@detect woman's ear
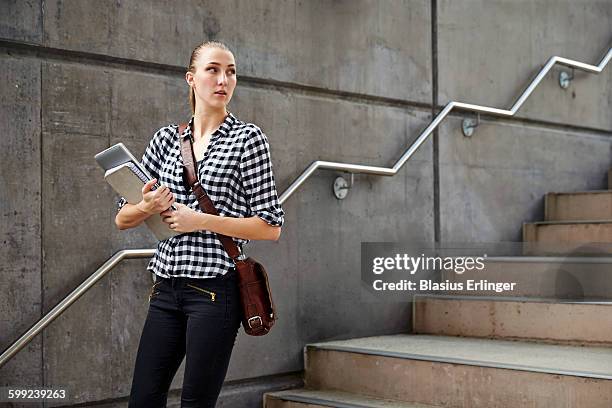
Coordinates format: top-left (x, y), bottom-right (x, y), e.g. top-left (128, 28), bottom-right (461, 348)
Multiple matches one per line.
top-left (185, 71), bottom-right (193, 87)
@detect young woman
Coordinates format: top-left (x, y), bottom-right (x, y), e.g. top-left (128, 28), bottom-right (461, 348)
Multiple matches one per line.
top-left (115, 41), bottom-right (284, 407)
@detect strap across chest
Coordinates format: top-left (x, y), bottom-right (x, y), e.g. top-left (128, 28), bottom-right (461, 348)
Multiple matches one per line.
top-left (178, 123), bottom-right (242, 261)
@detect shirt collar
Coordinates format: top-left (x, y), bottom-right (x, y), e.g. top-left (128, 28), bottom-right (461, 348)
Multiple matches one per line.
top-left (181, 112), bottom-right (236, 139)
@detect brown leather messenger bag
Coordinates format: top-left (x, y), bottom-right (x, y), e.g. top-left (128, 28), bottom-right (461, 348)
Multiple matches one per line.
top-left (179, 123), bottom-right (277, 336)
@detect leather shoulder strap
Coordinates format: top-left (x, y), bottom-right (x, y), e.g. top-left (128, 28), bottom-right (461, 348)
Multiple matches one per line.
top-left (178, 123), bottom-right (198, 188)
top-left (178, 122), bottom-right (242, 261)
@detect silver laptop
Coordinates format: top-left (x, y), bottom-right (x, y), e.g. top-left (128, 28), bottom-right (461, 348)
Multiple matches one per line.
top-left (95, 143), bottom-right (149, 174)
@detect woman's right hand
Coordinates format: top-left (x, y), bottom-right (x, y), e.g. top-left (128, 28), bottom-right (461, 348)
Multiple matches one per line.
top-left (138, 178), bottom-right (175, 215)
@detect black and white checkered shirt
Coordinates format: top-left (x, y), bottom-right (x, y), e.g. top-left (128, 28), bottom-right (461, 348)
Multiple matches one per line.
top-left (117, 112), bottom-right (284, 279)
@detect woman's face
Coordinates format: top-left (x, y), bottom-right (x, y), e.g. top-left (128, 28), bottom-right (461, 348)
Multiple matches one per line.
top-left (187, 47), bottom-right (237, 111)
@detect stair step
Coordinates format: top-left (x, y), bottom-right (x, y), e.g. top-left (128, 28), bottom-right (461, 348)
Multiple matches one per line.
top-left (413, 295), bottom-right (612, 345)
top-left (441, 256), bottom-right (612, 298)
top-left (265, 389), bottom-right (436, 408)
top-left (305, 334), bottom-right (612, 407)
top-left (523, 220), bottom-right (612, 255)
top-left (307, 334), bottom-right (612, 379)
top-left (545, 191), bottom-right (612, 221)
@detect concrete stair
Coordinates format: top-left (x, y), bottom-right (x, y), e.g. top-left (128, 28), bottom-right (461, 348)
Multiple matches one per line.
top-left (413, 295), bottom-right (612, 346)
top-left (266, 171), bottom-right (612, 407)
top-left (441, 256), bottom-right (612, 298)
top-left (298, 335), bottom-right (612, 408)
top-left (265, 301), bottom-right (612, 407)
top-left (545, 191), bottom-right (612, 222)
top-left (522, 220), bottom-right (612, 255)
top-left (523, 170), bottom-right (612, 255)
top-left (265, 389), bottom-right (436, 407)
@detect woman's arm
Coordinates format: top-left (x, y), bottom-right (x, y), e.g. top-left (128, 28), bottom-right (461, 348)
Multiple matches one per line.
top-left (115, 202), bottom-right (153, 230)
top-left (115, 178), bottom-right (175, 230)
top-left (160, 203), bottom-right (281, 241)
top-left (199, 213), bottom-right (281, 241)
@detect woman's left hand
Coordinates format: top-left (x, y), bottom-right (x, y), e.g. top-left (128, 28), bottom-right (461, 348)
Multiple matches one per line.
top-left (160, 203), bottom-right (201, 233)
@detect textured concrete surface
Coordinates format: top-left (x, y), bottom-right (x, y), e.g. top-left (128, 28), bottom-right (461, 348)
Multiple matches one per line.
top-left (439, 117), bottom-right (611, 243)
top-left (523, 221), bottom-right (612, 255)
top-left (41, 130), bottom-right (115, 402)
top-left (41, 62), bottom-right (112, 136)
top-left (0, 55), bottom-right (43, 388)
top-left (308, 334), bottom-right (612, 377)
top-left (414, 296), bottom-right (612, 345)
top-left (41, 0), bottom-right (432, 103)
top-left (87, 372), bottom-right (302, 408)
top-left (266, 400), bottom-right (322, 408)
top-left (265, 389), bottom-right (436, 408)
top-left (0, 0), bottom-right (42, 42)
top-left (211, 373), bottom-right (303, 408)
top-left (306, 343), bottom-right (612, 408)
top-left (291, 102), bottom-right (433, 346)
top-left (438, 0), bottom-right (612, 131)
top-left (442, 258), bottom-right (612, 298)
top-left (545, 191), bottom-right (612, 221)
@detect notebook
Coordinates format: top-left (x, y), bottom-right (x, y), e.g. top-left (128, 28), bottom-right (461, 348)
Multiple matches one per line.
top-left (95, 143), bottom-right (179, 240)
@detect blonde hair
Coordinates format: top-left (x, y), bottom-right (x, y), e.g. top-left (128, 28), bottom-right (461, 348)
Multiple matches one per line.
top-left (187, 41), bottom-right (233, 114)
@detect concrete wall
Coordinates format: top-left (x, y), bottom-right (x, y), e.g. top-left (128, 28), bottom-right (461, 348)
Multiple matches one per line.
top-left (437, 0), bottom-right (612, 244)
top-left (0, 0), bottom-right (610, 406)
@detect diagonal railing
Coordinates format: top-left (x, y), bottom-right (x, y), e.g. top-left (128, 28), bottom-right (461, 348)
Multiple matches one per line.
top-left (1, 44), bottom-right (611, 369)
top-left (278, 44), bottom-right (612, 204)
top-left (0, 250), bottom-right (154, 367)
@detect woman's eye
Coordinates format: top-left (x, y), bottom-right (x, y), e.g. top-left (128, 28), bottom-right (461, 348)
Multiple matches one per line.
top-left (228, 70), bottom-right (236, 75)
top-left (206, 67), bottom-right (217, 72)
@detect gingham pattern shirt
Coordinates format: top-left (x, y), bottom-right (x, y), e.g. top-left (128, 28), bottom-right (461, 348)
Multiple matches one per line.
top-left (117, 113), bottom-right (284, 279)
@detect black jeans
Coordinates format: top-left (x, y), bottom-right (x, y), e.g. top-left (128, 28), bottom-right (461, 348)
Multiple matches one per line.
top-left (128, 268), bottom-right (242, 408)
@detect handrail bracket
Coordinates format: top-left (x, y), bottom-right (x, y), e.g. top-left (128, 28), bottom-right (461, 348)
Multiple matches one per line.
top-left (333, 172), bottom-right (354, 200)
top-left (462, 113), bottom-right (481, 137)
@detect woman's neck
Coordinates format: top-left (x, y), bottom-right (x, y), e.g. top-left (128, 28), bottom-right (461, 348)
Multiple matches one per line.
top-left (192, 105), bottom-right (228, 141)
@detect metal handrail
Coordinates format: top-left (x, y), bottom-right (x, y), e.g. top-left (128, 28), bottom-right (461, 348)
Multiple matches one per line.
top-left (278, 45), bottom-right (612, 204)
top-left (0, 250), bottom-right (154, 367)
top-left (1, 45), bottom-right (611, 369)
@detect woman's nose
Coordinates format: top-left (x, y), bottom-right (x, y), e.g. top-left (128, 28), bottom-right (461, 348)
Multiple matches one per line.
top-left (218, 72), bottom-right (228, 85)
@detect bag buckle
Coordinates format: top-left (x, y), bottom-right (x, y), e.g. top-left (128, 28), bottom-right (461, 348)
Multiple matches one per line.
top-left (189, 181), bottom-right (200, 195)
top-left (248, 316), bottom-right (263, 329)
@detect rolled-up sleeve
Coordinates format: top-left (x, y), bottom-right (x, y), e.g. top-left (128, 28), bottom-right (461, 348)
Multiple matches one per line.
top-left (239, 128), bottom-right (285, 227)
top-left (116, 196), bottom-right (128, 213)
top-left (115, 128), bottom-right (164, 214)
